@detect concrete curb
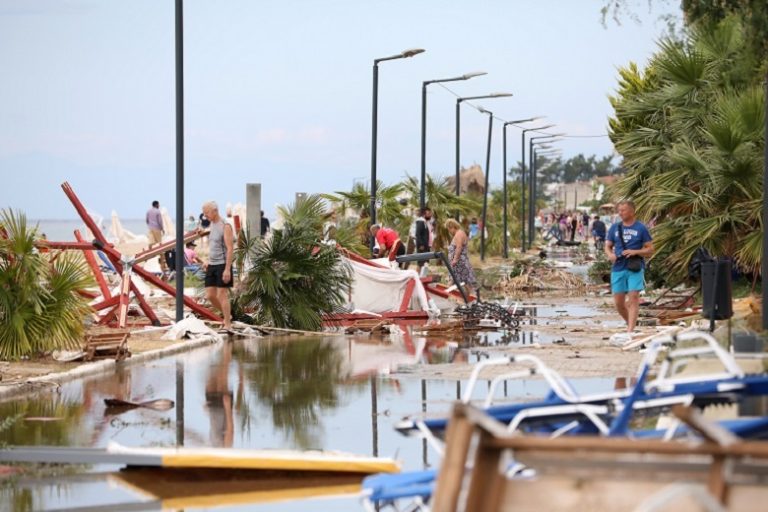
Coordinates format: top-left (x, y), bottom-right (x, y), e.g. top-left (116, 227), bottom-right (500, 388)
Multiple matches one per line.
top-left (0, 334), bottom-right (221, 402)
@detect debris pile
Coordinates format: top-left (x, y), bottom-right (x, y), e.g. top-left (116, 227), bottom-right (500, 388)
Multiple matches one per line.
top-left (494, 267), bottom-right (587, 292)
top-left (454, 302), bottom-right (521, 329)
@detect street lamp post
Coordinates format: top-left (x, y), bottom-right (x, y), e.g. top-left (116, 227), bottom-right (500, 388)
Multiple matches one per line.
top-left (420, 71), bottom-right (486, 210)
top-left (528, 134), bottom-right (563, 249)
top-left (532, 148), bottom-right (562, 216)
top-left (502, 117), bottom-right (541, 258)
top-left (174, 0), bottom-right (184, 322)
top-left (479, 108), bottom-right (493, 261)
top-left (454, 93), bottom-right (512, 198)
top-left (370, 48), bottom-right (424, 227)
top-left (520, 124), bottom-right (554, 252)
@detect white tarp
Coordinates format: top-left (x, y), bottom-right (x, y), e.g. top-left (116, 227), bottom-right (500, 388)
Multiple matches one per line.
top-left (344, 257), bottom-right (429, 314)
top-left (161, 317), bottom-right (220, 340)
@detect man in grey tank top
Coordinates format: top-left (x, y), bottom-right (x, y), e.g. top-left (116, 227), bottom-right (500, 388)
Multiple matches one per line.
top-left (201, 201), bottom-right (234, 331)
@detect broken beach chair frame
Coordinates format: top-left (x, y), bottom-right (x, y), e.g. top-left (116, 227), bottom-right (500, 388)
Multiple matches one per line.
top-left (395, 331), bottom-right (768, 448)
top-left (364, 332), bottom-right (768, 510)
top-left (38, 182), bottom-right (221, 328)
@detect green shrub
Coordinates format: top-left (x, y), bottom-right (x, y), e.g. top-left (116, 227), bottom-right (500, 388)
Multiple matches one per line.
top-left (0, 210), bottom-right (94, 360)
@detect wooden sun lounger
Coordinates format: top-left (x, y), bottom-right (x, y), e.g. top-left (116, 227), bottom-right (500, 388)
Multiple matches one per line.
top-left (432, 403), bottom-right (768, 512)
top-left (83, 331), bottom-right (131, 362)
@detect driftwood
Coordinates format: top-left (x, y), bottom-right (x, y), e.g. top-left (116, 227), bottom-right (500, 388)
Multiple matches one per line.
top-left (104, 398), bottom-right (175, 412)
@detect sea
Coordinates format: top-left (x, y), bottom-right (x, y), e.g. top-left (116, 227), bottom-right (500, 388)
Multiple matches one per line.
top-left (31, 218), bottom-right (150, 242)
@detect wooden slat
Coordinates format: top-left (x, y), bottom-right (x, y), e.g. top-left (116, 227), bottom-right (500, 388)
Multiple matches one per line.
top-left (75, 229), bottom-right (112, 300)
top-left (672, 404), bottom-right (740, 447)
top-left (465, 431), bottom-right (505, 511)
top-left (432, 404), bottom-right (476, 512)
top-left (398, 279), bottom-right (416, 313)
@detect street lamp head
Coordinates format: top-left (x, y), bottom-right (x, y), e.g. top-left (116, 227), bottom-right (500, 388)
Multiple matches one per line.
top-left (459, 92), bottom-right (513, 103)
top-left (505, 116), bottom-right (545, 126)
top-left (462, 71), bottom-right (487, 80)
top-left (400, 48), bottom-right (425, 58)
top-left (478, 107), bottom-right (492, 115)
top-left (376, 48), bottom-right (426, 63)
top-left (528, 124), bottom-right (556, 132)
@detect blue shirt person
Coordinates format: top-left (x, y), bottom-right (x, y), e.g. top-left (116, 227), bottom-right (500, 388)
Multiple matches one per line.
top-left (606, 221), bottom-right (652, 272)
top-left (591, 217), bottom-right (607, 240)
top-left (468, 219), bottom-right (479, 239)
top-left (604, 200), bottom-right (654, 338)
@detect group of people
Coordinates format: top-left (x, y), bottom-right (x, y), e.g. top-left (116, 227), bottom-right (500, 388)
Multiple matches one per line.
top-left (542, 210), bottom-right (611, 243)
top-left (369, 207), bottom-right (477, 295)
top-left (147, 197), bottom-right (651, 342)
top-left (146, 200), bottom-right (235, 333)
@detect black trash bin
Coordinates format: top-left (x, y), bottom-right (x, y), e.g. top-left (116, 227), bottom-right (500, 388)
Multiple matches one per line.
top-left (701, 259), bottom-right (732, 320)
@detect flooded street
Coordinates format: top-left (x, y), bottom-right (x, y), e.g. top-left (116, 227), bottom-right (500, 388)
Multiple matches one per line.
top-left (0, 330), bottom-right (617, 511)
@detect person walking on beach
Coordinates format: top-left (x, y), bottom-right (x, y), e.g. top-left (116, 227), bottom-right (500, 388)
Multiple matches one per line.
top-left (591, 215), bottom-right (607, 251)
top-left (569, 213), bottom-right (578, 242)
top-left (202, 201), bottom-right (234, 332)
top-left (605, 200), bottom-right (653, 340)
top-left (260, 210), bottom-right (270, 237)
top-left (445, 218), bottom-right (477, 296)
top-left (146, 200), bottom-right (168, 273)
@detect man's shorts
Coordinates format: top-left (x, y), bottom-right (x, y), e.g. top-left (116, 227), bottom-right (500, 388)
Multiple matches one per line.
top-left (205, 264), bottom-right (233, 288)
top-left (148, 229), bottom-right (163, 245)
top-left (611, 269), bottom-right (645, 294)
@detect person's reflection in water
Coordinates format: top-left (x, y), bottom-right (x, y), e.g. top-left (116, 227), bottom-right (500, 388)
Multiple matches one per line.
top-left (205, 341), bottom-right (234, 447)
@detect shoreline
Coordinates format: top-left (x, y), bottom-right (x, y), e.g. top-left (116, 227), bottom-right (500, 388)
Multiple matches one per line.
top-left (0, 334), bottom-right (219, 403)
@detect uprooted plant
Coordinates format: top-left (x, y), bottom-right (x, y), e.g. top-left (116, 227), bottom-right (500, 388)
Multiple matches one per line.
top-left (233, 195), bottom-right (353, 331)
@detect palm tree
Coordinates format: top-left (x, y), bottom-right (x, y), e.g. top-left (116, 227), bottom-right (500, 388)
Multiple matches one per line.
top-left (608, 15), bottom-right (764, 281)
top-left (323, 180), bottom-right (408, 247)
top-left (233, 195), bottom-right (353, 331)
top-left (0, 209), bottom-right (94, 360)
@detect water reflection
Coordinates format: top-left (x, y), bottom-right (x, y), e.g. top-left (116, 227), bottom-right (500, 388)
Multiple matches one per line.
top-left (0, 397), bottom-right (87, 447)
top-left (233, 337), bottom-right (353, 449)
top-left (0, 332), bottom-right (622, 511)
top-left (206, 341), bottom-right (235, 447)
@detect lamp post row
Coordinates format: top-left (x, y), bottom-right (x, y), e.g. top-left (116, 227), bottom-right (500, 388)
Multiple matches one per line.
top-left (420, 72), bottom-right (487, 210)
top-left (369, 49), bottom-right (565, 257)
top-left (502, 117), bottom-right (542, 258)
top-left (519, 124), bottom-right (553, 252)
top-left (455, 93), bottom-right (513, 199)
top-left (528, 134), bottom-right (563, 250)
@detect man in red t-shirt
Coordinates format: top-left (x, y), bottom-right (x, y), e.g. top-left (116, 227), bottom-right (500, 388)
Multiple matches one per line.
top-left (370, 224), bottom-right (405, 259)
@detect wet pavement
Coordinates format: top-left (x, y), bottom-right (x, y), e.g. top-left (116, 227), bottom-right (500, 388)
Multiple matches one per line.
top-left (0, 333), bottom-right (618, 512)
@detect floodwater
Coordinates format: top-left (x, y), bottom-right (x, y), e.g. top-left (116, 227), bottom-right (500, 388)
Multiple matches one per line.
top-left (0, 332), bottom-right (616, 512)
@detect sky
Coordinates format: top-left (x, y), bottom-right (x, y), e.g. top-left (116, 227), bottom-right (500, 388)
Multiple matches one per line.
top-left (0, 0), bottom-right (681, 220)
